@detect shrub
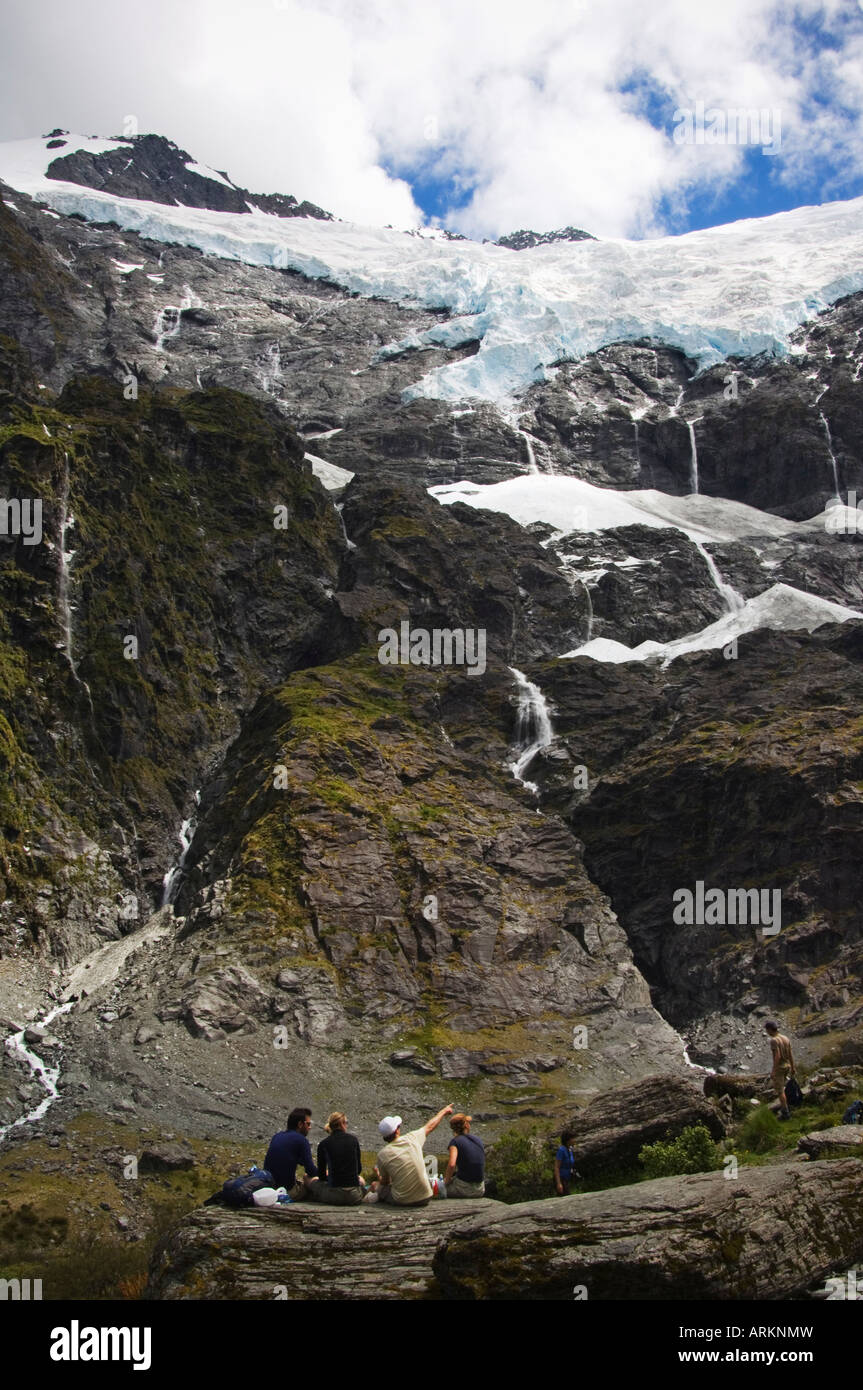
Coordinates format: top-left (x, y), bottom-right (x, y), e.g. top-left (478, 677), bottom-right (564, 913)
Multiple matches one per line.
top-left (489, 1129), bottom-right (554, 1203)
top-left (738, 1104), bottom-right (782, 1154)
top-left (638, 1124), bottom-right (721, 1179)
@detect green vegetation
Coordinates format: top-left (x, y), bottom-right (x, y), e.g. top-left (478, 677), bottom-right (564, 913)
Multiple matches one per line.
top-left (638, 1124), bottom-right (722, 1179)
top-left (488, 1127), bottom-right (554, 1203)
top-left (737, 1104), bottom-right (782, 1154)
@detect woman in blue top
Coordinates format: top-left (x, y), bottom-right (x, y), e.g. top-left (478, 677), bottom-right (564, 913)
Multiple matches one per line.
top-left (554, 1128), bottom-right (579, 1196)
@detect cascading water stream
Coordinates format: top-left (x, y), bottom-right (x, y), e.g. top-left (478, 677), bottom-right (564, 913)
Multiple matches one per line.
top-left (160, 793), bottom-right (200, 908)
top-left (517, 428), bottom-right (540, 475)
top-left (694, 541), bottom-right (744, 614)
top-left (154, 287), bottom-right (194, 352)
top-left (335, 503), bottom-right (357, 551)
top-left (819, 411), bottom-right (841, 499)
top-left (507, 667), bottom-right (554, 795)
top-left (0, 1001), bottom-right (75, 1142)
top-left (57, 452), bottom-right (76, 672)
top-left (686, 419), bottom-right (701, 495)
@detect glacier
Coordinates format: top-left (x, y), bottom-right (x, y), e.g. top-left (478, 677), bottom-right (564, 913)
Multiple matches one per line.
top-left (3, 133), bottom-right (863, 408)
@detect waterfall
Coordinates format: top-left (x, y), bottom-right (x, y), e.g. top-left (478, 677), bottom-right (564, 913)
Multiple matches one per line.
top-left (335, 503), bottom-right (357, 551)
top-left (160, 806), bottom-right (198, 908)
top-left (260, 341), bottom-right (283, 395)
top-left (694, 542), bottom-right (744, 614)
top-left (819, 411), bottom-right (841, 499)
top-left (57, 453), bottom-right (76, 671)
top-left (517, 428), bottom-right (540, 475)
top-left (581, 578), bottom-right (594, 643)
top-left (633, 420), bottom-right (640, 468)
top-left (154, 287), bottom-right (193, 352)
top-left (507, 667), bottom-right (554, 795)
top-left (687, 419), bottom-right (701, 495)
top-left (0, 1000), bottom-right (75, 1142)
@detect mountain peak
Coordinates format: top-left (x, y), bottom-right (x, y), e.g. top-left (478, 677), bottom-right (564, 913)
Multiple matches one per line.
top-left (496, 225), bottom-right (596, 250)
top-left (40, 130), bottom-right (333, 222)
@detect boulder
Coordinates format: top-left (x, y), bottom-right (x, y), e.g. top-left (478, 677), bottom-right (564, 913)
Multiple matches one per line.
top-left (703, 1072), bottom-right (772, 1101)
top-left (796, 1126), bottom-right (863, 1159)
top-left (147, 1199), bottom-right (495, 1300)
top-left (568, 1074), bottom-right (725, 1176)
top-left (139, 1145), bottom-right (195, 1174)
top-left (433, 1159), bottom-right (863, 1300)
top-left (388, 1050), bottom-right (436, 1075)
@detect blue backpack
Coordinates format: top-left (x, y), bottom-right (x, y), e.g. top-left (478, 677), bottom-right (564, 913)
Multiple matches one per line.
top-left (220, 1167), bottom-right (275, 1207)
top-left (842, 1099), bottom-right (863, 1125)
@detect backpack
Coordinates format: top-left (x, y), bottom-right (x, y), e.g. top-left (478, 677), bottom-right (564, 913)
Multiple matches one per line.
top-left (842, 1099), bottom-right (863, 1125)
top-left (220, 1167), bottom-right (275, 1208)
top-left (785, 1076), bottom-right (803, 1108)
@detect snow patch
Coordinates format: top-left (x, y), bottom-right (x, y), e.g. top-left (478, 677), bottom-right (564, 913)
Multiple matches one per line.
top-left (562, 584), bottom-right (862, 665)
top-left (305, 453), bottom-right (355, 491)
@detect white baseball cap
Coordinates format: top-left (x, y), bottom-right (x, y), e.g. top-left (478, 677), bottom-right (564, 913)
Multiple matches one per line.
top-left (378, 1115), bottom-right (402, 1138)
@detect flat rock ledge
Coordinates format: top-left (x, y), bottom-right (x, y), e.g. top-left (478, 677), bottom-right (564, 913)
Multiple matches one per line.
top-left (433, 1160), bottom-right (863, 1301)
top-left (148, 1159), bottom-right (863, 1301)
top-left (797, 1126), bottom-right (863, 1159)
top-left (146, 1199), bottom-right (495, 1300)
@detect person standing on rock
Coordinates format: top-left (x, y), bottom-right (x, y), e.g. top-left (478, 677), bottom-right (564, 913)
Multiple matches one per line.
top-left (311, 1111), bottom-right (366, 1206)
top-left (765, 1021), bottom-right (796, 1120)
top-left (264, 1106), bottom-right (319, 1199)
top-left (444, 1113), bottom-right (486, 1197)
top-left (370, 1105), bottom-right (453, 1205)
top-left (554, 1128), bottom-right (579, 1196)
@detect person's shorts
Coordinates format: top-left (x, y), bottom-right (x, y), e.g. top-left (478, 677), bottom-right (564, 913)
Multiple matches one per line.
top-left (771, 1067), bottom-right (790, 1098)
top-left (309, 1183), bottom-right (365, 1205)
top-left (446, 1176), bottom-right (485, 1198)
top-left (377, 1186), bottom-right (430, 1207)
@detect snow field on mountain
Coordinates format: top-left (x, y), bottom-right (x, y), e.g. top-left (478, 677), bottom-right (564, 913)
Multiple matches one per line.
top-left (3, 134), bottom-right (863, 408)
top-left (430, 474), bottom-right (863, 662)
top-left (429, 473), bottom-right (801, 545)
top-left (562, 584), bottom-right (863, 666)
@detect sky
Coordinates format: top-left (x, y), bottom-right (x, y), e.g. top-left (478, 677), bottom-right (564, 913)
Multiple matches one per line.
top-left (1, 0), bottom-right (863, 239)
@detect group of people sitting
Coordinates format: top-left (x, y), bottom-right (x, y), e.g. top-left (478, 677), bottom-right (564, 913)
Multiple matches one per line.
top-left (263, 1103), bottom-right (486, 1207)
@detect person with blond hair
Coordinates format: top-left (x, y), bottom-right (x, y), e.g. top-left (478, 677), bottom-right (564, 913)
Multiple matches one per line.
top-left (311, 1111), bottom-right (366, 1205)
top-left (444, 1113), bottom-right (486, 1197)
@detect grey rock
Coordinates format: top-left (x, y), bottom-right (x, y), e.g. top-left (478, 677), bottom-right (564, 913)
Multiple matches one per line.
top-left (147, 1199), bottom-right (495, 1300)
top-left (138, 1145), bottom-right (195, 1173)
top-left (568, 1074), bottom-right (726, 1177)
top-left (433, 1159), bottom-right (863, 1300)
top-left (388, 1050), bottom-right (436, 1075)
top-left (796, 1125), bottom-right (863, 1159)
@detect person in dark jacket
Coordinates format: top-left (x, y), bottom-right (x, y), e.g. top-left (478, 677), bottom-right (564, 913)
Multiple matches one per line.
top-left (264, 1107), bottom-right (319, 1199)
top-left (554, 1129), bottom-right (579, 1196)
top-left (312, 1111), bottom-right (366, 1205)
top-left (444, 1113), bottom-right (485, 1197)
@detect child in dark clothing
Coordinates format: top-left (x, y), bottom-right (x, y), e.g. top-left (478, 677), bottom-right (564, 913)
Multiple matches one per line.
top-left (554, 1128), bottom-right (579, 1195)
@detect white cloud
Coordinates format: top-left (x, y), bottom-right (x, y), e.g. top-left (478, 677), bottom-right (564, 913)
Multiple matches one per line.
top-left (0, 0), bottom-right (861, 235)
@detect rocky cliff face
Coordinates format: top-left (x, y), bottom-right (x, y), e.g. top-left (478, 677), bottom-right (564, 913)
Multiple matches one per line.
top-left (0, 138), bottom-right (861, 1160)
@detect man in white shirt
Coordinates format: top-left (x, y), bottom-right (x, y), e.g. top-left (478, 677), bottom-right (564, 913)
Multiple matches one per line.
top-left (373, 1105), bottom-right (453, 1205)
